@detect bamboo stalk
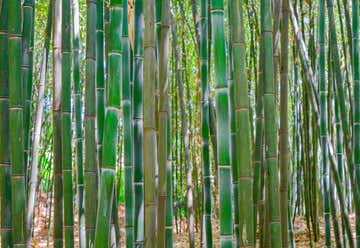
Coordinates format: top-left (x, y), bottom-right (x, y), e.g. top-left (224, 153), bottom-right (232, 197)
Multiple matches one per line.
top-left (8, 0), bottom-right (27, 246)
top-left (94, 0), bottom-right (123, 246)
top-left (122, 1), bottom-right (134, 247)
top-left (52, 0), bottom-right (63, 246)
top-left (0, 0), bottom-right (12, 246)
top-left (85, 0), bottom-right (98, 246)
top-left (210, 0), bottom-right (233, 246)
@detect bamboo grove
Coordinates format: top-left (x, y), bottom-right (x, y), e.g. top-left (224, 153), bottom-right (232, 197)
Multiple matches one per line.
top-left (1, 0), bottom-right (360, 247)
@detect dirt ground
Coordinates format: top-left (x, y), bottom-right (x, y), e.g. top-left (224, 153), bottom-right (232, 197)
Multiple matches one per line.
top-left (31, 193), bottom-right (354, 247)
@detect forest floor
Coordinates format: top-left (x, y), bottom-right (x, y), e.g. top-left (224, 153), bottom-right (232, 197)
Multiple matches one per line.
top-left (31, 193), bottom-right (354, 247)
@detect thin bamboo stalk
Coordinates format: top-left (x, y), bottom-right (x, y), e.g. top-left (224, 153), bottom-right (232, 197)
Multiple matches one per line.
top-left (52, 0), bottom-right (63, 246)
top-left (22, 0), bottom-right (35, 180)
top-left (200, 0), bottom-right (213, 246)
top-left (157, 0), bottom-right (170, 246)
top-left (72, 0), bottom-right (85, 247)
top-left (122, 1), bottom-right (134, 247)
top-left (143, 1), bottom-right (157, 246)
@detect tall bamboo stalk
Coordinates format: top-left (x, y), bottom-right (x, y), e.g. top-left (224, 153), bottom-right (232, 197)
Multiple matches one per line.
top-left (94, 0), bottom-right (122, 246)
top-left (97, 0), bottom-right (105, 168)
top-left (261, 0), bottom-right (281, 246)
top-left (61, 0), bottom-right (74, 246)
top-left (72, 0), bottom-right (85, 247)
top-left (157, 0), bottom-right (170, 246)
top-left (122, 1), bottom-right (134, 247)
top-left (22, 0), bottom-right (35, 178)
top-left (85, 0), bottom-right (98, 246)
top-left (210, 0), bottom-right (233, 246)
top-left (229, 0), bottom-right (254, 245)
top-left (200, 0), bottom-right (213, 246)
top-left (352, 0), bottom-right (360, 242)
top-left (318, 0), bottom-right (331, 246)
top-left (280, 0), bottom-right (290, 245)
top-left (143, 1), bottom-right (157, 246)
top-left (26, 1), bottom-right (52, 246)
top-left (8, 0), bottom-right (26, 246)
top-left (52, 0), bottom-right (63, 246)
top-left (0, 0), bottom-right (12, 246)
top-left (133, 0), bottom-right (145, 246)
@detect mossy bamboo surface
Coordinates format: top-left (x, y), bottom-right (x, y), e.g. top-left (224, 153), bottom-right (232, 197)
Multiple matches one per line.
top-left (94, 0), bottom-right (122, 246)
top-left (85, 0), bottom-right (98, 246)
top-left (8, 0), bottom-right (26, 246)
top-left (0, 0), bottom-right (12, 246)
top-left (210, 0), bottom-right (233, 246)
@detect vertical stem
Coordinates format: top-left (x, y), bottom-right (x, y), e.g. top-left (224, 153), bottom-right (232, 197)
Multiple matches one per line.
top-left (210, 0), bottom-right (233, 246)
top-left (52, 0), bottom-right (63, 246)
top-left (0, 0), bottom-right (12, 246)
top-left (261, 0), bottom-right (281, 246)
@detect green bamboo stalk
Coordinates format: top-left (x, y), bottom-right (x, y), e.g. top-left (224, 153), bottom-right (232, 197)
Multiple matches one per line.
top-left (133, 0), bottom-right (145, 246)
top-left (227, 3), bottom-right (239, 246)
top-left (94, 0), bottom-right (122, 246)
top-left (253, 36), bottom-right (264, 246)
top-left (97, 0), bottom-right (105, 168)
top-left (8, 0), bottom-right (26, 246)
top-left (85, 0), bottom-right (98, 246)
top-left (157, 0), bottom-right (170, 246)
top-left (200, 0), bottom-right (213, 246)
top-left (261, 0), bottom-right (281, 246)
top-left (352, 0), bottom-right (360, 243)
top-left (0, 0), bottom-right (12, 246)
top-left (122, 1), bottom-right (134, 247)
top-left (143, 1), bottom-right (157, 246)
top-left (22, 0), bottom-right (35, 179)
top-left (52, 0), bottom-right (63, 246)
top-left (72, 0), bottom-right (85, 247)
top-left (229, 0), bottom-right (254, 245)
top-left (165, 108), bottom-right (173, 247)
top-left (318, 0), bottom-right (331, 246)
top-left (280, 0), bottom-right (290, 245)
top-left (61, 0), bottom-right (74, 246)
top-left (210, 0), bottom-right (233, 246)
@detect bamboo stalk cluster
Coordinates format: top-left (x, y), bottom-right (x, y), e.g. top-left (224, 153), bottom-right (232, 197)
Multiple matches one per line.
top-left (1, 0), bottom-right (360, 247)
